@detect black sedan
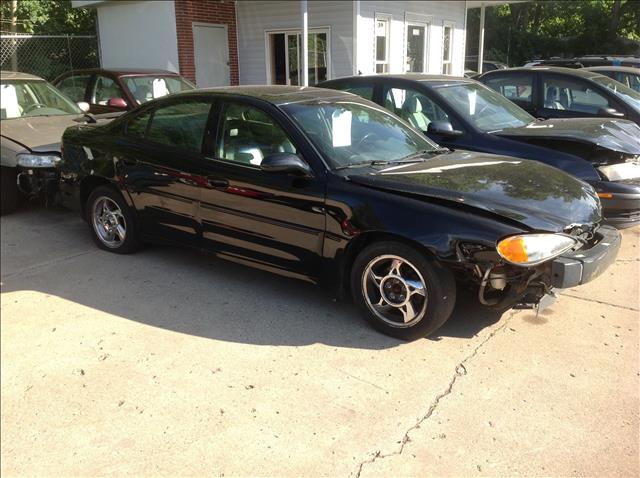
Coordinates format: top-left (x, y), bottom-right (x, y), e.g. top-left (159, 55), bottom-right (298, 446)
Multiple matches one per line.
top-left (58, 86), bottom-right (620, 340)
top-left (319, 74), bottom-right (640, 227)
top-left (477, 67), bottom-right (640, 125)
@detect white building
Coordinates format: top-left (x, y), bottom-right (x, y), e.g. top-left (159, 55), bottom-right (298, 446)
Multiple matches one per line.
top-left (73, 0), bottom-right (511, 87)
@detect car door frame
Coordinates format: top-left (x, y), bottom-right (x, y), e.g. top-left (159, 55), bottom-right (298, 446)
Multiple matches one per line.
top-left (195, 94), bottom-right (330, 282)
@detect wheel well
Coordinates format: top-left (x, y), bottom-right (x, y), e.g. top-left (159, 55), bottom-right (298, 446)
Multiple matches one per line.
top-left (339, 231), bottom-right (441, 298)
top-left (80, 177), bottom-right (113, 216)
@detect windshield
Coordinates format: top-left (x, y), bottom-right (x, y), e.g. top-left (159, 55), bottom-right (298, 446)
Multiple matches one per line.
top-left (123, 75), bottom-right (195, 105)
top-left (281, 100), bottom-right (442, 169)
top-left (590, 75), bottom-right (640, 111)
top-left (0, 80), bottom-right (81, 119)
top-left (433, 82), bottom-right (534, 131)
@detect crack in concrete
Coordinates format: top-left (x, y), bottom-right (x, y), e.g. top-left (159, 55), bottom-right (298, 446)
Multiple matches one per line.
top-left (352, 311), bottom-right (518, 478)
top-left (0, 249), bottom-right (96, 282)
top-left (558, 292), bottom-right (639, 312)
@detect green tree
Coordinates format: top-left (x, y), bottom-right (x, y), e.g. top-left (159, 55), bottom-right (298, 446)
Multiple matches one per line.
top-left (0, 0), bottom-right (96, 35)
top-left (466, 0), bottom-right (640, 67)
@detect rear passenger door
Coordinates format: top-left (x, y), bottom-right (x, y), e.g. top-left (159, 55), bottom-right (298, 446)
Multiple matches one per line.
top-left (197, 98), bottom-right (327, 281)
top-left (117, 98), bottom-right (214, 247)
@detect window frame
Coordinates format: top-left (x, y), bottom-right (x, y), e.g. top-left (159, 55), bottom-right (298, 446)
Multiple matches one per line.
top-left (264, 26), bottom-right (332, 86)
top-left (374, 13), bottom-right (391, 74)
top-left (441, 22), bottom-right (455, 75)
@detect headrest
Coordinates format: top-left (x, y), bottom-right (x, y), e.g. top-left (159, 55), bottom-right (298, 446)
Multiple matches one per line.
top-left (403, 96), bottom-right (422, 113)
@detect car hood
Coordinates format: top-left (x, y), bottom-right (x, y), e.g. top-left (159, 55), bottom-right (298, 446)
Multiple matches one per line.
top-left (347, 151), bottom-right (601, 232)
top-left (495, 118), bottom-right (640, 155)
top-left (0, 115), bottom-right (84, 153)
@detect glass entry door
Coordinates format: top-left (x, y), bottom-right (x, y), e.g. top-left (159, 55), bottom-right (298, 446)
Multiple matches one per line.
top-left (406, 23), bottom-right (427, 73)
top-left (269, 30), bottom-right (329, 86)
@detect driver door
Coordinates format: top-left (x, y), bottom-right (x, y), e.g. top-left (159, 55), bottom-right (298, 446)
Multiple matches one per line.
top-left (197, 99), bottom-right (327, 282)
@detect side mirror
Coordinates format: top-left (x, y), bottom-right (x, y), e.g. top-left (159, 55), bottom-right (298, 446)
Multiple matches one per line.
top-left (260, 153), bottom-right (313, 177)
top-left (77, 101), bottom-right (90, 113)
top-left (107, 97), bottom-right (128, 109)
top-left (597, 107), bottom-right (625, 118)
top-left (427, 120), bottom-right (464, 137)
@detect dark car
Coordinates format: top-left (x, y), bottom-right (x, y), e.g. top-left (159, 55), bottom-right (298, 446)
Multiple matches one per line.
top-left (525, 56), bottom-right (640, 69)
top-left (583, 66), bottom-right (640, 93)
top-left (58, 86), bottom-right (619, 340)
top-left (319, 74), bottom-right (640, 227)
top-left (53, 68), bottom-right (195, 114)
top-left (465, 57), bottom-right (508, 72)
top-left (477, 67), bottom-right (640, 126)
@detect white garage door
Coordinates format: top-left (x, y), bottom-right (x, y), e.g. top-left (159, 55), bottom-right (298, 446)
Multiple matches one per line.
top-left (193, 23), bottom-right (230, 88)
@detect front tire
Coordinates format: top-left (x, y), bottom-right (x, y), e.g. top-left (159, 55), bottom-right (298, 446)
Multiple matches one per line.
top-left (86, 185), bottom-right (141, 254)
top-left (351, 241), bottom-right (456, 340)
top-left (1, 166), bottom-right (19, 215)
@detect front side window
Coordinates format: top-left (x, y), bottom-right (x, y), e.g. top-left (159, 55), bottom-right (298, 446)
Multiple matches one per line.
top-left (217, 101), bottom-right (297, 165)
top-left (442, 24), bottom-right (453, 75)
top-left (93, 75), bottom-right (126, 105)
top-left (541, 75), bottom-right (617, 114)
top-left (483, 73), bottom-right (534, 108)
top-left (612, 72), bottom-right (640, 93)
top-left (434, 82), bottom-right (534, 131)
top-left (0, 80), bottom-right (81, 119)
top-left (282, 99), bottom-right (440, 169)
top-left (589, 75), bottom-right (640, 112)
top-left (375, 16), bottom-right (390, 74)
top-left (55, 74), bottom-right (91, 103)
top-left (123, 76), bottom-right (195, 105)
top-left (137, 101), bottom-right (212, 153)
top-left (383, 86), bottom-right (450, 131)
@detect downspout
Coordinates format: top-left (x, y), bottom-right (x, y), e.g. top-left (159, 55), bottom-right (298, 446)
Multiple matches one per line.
top-left (301, 0), bottom-right (309, 86)
top-left (353, 0), bottom-right (359, 75)
top-left (478, 3), bottom-right (486, 74)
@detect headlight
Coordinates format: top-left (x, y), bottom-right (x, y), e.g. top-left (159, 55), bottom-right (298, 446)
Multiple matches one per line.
top-left (16, 154), bottom-right (61, 168)
top-left (497, 233), bottom-right (579, 266)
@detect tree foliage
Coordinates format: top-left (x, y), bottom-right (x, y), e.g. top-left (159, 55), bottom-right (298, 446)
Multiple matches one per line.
top-left (466, 0), bottom-right (640, 66)
top-left (0, 0), bottom-right (96, 35)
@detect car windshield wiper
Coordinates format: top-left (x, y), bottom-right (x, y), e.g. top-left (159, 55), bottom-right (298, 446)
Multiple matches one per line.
top-left (334, 160), bottom-right (393, 170)
top-left (397, 148), bottom-right (450, 162)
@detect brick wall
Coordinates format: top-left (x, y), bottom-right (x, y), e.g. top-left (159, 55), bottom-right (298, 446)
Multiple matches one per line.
top-left (174, 0), bottom-right (239, 85)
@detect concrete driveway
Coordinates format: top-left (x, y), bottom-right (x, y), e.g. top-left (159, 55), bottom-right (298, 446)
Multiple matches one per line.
top-left (1, 205), bottom-right (638, 477)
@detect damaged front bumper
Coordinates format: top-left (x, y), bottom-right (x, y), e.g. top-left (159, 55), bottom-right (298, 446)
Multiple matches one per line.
top-left (16, 166), bottom-right (59, 204)
top-left (550, 225), bottom-right (621, 289)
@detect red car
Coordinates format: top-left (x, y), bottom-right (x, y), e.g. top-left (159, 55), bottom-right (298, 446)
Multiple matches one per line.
top-left (53, 68), bottom-right (195, 114)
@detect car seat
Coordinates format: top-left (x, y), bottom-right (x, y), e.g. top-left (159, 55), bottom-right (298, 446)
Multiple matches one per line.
top-left (544, 86), bottom-right (565, 110)
top-left (401, 96), bottom-right (430, 131)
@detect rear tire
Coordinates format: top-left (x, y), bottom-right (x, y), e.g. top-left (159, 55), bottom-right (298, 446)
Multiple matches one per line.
top-left (86, 185), bottom-right (141, 254)
top-left (351, 241), bottom-right (456, 340)
top-left (1, 166), bottom-right (19, 215)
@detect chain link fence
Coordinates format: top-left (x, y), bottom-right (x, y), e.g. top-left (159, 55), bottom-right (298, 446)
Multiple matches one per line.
top-left (1, 34), bottom-right (99, 81)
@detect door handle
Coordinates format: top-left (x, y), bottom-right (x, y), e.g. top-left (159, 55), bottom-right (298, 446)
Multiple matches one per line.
top-left (207, 177), bottom-right (229, 189)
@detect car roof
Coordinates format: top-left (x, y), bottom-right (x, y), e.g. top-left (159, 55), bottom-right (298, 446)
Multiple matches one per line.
top-left (175, 85), bottom-right (356, 105)
top-left (0, 70), bottom-right (45, 81)
top-left (482, 66), bottom-right (606, 79)
top-left (59, 68), bottom-right (182, 77)
top-left (324, 73), bottom-right (472, 84)
top-left (584, 66), bottom-right (640, 74)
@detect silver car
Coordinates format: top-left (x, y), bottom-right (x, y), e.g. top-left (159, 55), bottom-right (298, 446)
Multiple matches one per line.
top-left (1, 71), bottom-right (91, 214)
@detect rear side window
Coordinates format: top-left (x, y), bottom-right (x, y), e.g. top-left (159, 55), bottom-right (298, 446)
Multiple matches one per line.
top-left (342, 84), bottom-right (375, 101)
top-left (484, 73), bottom-right (534, 107)
top-left (147, 102), bottom-right (211, 152)
top-left (126, 101), bottom-right (212, 153)
top-left (56, 74), bottom-right (91, 102)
